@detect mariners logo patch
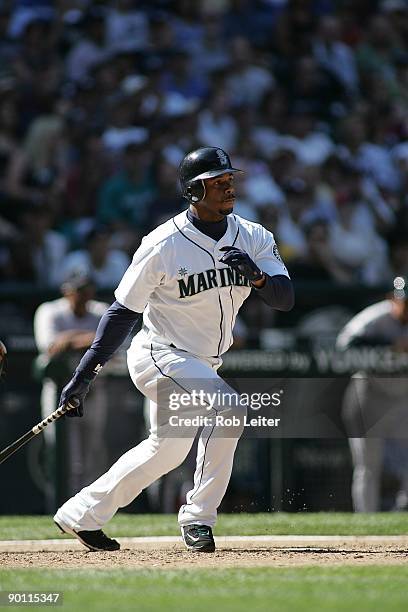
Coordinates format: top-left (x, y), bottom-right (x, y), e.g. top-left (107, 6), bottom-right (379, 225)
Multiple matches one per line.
top-left (273, 244), bottom-right (283, 263)
top-left (216, 149), bottom-right (228, 166)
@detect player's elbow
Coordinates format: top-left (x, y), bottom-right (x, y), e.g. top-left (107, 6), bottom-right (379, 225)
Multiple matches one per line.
top-left (278, 294), bottom-right (295, 312)
top-left (277, 280), bottom-right (295, 311)
top-left (261, 276), bottom-right (295, 311)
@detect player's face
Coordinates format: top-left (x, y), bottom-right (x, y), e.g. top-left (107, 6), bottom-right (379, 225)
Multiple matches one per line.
top-left (64, 285), bottom-right (95, 313)
top-left (195, 173), bottom-right (236, 222)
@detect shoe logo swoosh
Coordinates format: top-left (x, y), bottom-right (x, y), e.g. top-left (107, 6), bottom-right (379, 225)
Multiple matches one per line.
top-left (187, 534), bottom-right (201, 542)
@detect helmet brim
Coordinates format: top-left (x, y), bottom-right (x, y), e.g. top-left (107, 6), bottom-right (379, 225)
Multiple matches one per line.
top-left (192, 167), bottom-right (243, 181)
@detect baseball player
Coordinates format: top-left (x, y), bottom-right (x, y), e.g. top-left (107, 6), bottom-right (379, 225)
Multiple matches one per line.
top-left (33, 272), bottom-right (110, 508)
top-left (53, 147), bottom-right (294, 552)
top-left (337, 276), bottom-right (408, 512)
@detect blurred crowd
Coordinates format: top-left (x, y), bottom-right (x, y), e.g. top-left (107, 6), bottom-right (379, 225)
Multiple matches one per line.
top-left (0, 0), bottom-right (408, 290)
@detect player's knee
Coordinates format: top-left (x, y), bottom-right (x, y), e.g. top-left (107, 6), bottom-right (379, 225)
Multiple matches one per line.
top-left (212, 402), bottom-right (246, 437)
top-left (159, 442), bottom-right (192, 474)
top-left (227, 400), bottom-right (247, 422)
top-left (146, 435), bottom-right (191, 465)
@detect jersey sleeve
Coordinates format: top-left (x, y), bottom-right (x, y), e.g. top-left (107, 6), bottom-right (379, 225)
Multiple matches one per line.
top-left (254, 225), bottom-right (290, 278)
top-left (114, 239), bottom-right (165, 312)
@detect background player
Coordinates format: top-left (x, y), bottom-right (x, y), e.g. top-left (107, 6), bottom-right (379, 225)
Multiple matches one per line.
top-left (53, 147), bottom-right (294, 552)
top-left (34, 271), bottom-right (110, 509)
top-left (337, 276), bottom-right (408, 511)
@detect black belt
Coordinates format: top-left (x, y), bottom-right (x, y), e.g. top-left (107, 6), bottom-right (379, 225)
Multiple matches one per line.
top-left (144, 326), bottom-right (216, 357)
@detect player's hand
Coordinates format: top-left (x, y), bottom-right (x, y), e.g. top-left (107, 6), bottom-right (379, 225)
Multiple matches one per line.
top-left (59, 375), bottom-right (91, 418)
top-left (219, 246), bottom-right (264, 283)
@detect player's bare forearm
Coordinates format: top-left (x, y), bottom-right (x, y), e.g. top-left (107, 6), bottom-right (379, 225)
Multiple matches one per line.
top-left (69, 331), bottom-right (97, 350)
top-left (48, 331), bottom-right (77, 356)
top-left (251, 274), bottom-right (266, 289)
top-left (48, 330), bottom-right (96, 356)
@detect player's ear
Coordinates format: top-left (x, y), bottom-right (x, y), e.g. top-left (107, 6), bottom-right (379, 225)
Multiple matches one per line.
top-left (186, 185), bottom-right (194, 201)
top-left (187, 180), bottom-right (206, 203)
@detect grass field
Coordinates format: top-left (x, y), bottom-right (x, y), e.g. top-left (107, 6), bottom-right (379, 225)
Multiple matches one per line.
top-left (1, 513), bottom-right (407, 612)
top-left (1, 566), bottom-right (408, 612)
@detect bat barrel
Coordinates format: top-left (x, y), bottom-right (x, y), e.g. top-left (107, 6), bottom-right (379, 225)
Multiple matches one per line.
top-left (0, 431), bottom-right (34, 464)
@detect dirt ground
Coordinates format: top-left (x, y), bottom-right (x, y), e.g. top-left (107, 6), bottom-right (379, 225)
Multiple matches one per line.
top-left (1, 537), bottom-right (407, 569)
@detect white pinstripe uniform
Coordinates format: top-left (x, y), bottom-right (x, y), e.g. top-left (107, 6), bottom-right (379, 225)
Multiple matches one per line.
top-left (55, 211), bottom-right (289, 531)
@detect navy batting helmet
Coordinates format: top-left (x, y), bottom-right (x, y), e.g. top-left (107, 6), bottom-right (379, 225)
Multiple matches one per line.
top-left (179, 147), bottom-right (242, 203)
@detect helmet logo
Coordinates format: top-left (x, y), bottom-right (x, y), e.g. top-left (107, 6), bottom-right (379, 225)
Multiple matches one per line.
top-left (216, 149), bottom-right (228, 166)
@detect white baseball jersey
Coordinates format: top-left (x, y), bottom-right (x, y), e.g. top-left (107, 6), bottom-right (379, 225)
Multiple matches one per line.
top-left (115, 210), bottom-right (289, 358)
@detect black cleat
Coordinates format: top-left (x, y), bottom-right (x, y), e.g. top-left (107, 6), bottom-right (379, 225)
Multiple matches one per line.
top-left (181, 524), bottom-right (215, 552)
top-left (54, 519), bottom-right (120, 551)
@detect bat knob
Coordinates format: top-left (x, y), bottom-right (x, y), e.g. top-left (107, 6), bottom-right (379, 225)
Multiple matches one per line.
top-left (67, 397), bottom-right (81, 410)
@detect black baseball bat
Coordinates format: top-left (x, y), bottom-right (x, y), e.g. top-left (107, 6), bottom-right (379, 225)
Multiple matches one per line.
top-left (0, 397), bottom-right (80, 465)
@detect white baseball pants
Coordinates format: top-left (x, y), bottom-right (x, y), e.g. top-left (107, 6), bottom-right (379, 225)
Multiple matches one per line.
top-left (54, 334), bottom-right (245, 531)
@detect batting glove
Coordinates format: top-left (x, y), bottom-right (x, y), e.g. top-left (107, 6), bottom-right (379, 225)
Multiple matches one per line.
top-left (219, 246), bottom-right (264, 283)
top-left (59, 374), bottom-right (91, 418)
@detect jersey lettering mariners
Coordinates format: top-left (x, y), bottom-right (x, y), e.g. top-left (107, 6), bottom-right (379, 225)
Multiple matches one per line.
top-left (115, 211), bottom-right (289, 358)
